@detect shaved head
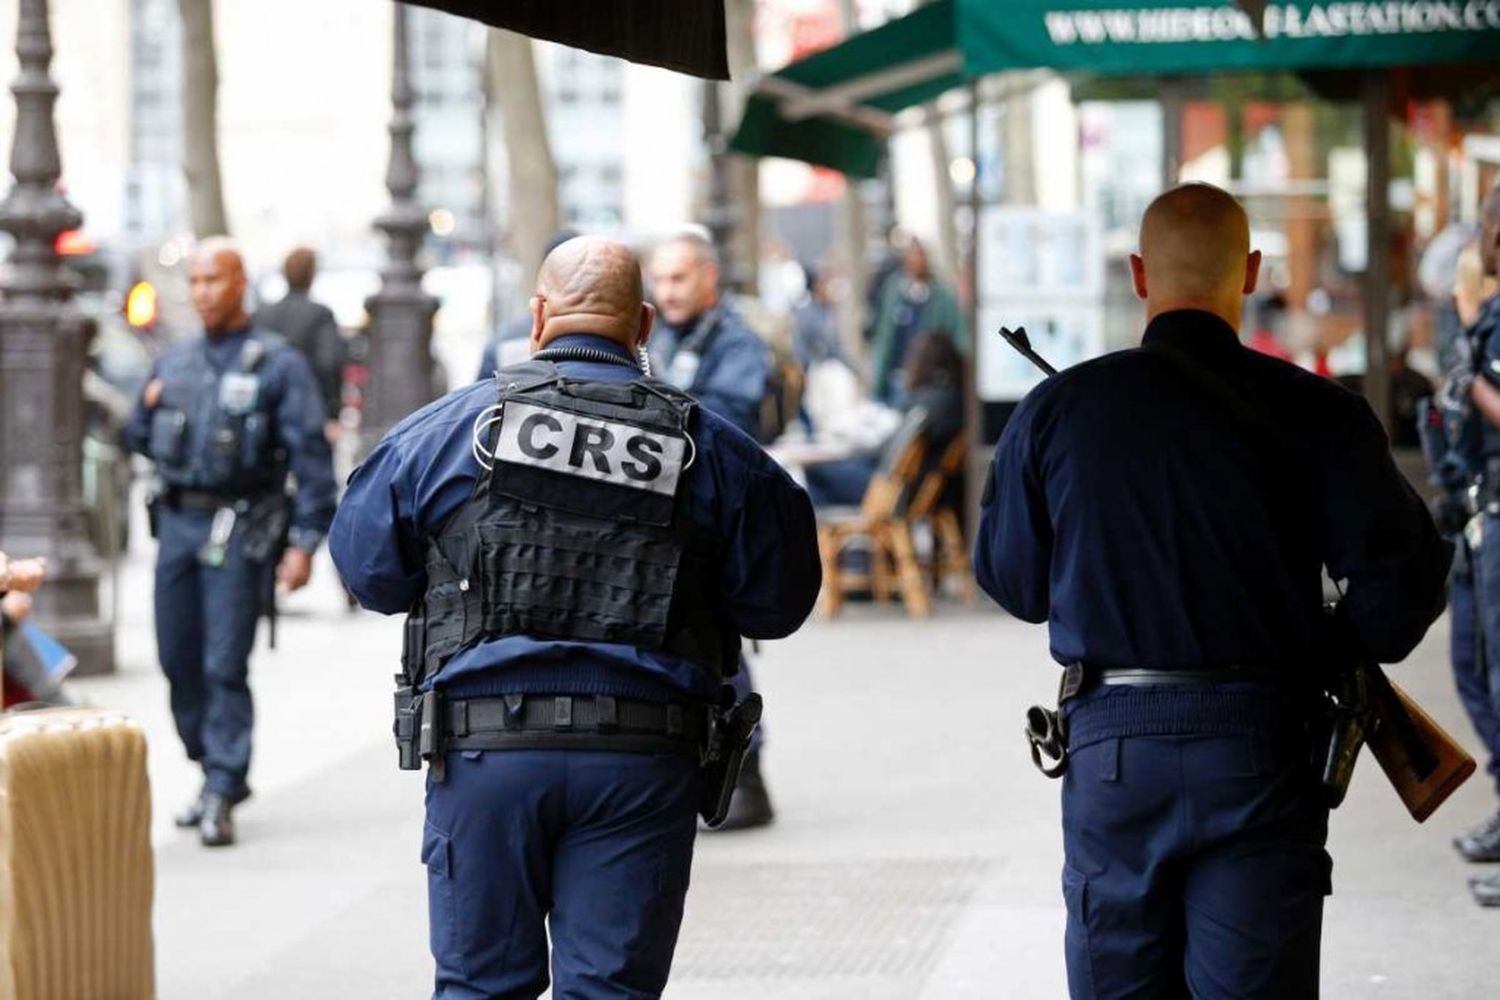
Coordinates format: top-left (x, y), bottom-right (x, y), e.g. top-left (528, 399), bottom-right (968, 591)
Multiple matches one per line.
top-left (188, 237), bottom-right (249, 334)
top-left (530, 236), bottom-right (654, 351)
top-left (1130, 183), bottom-right (1260, 328)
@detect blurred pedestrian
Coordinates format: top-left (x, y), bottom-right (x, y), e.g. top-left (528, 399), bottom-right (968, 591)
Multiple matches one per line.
top-left (254, 246), bottom-right (347, 445)
top-left (977, 183), bottom-right (1449, 994)
top-left (1457, 187), bottom-right (1500, 906)
top-left (124, 239), bottom-right (337, 848)
top-left (869, 238), bottom-right (964, 406)
top-left (648, 228), bottom-right (782, 829)
top-left (1429, 240), bottom-right (1500, 882)
top-left (790, 264), bottom-right (845, 372)
top-left (331, 236), bottom-right (819, 997)
top-left (804, 330), bottom-right (964, 507)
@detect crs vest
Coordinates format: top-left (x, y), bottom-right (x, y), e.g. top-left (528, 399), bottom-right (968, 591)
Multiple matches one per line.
top-left (146, 332), bottom-right (286, 494)
top-left (411, 361), bottom-right (732, 685)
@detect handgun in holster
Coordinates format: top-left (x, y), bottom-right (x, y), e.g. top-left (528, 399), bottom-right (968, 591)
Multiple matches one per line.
top-left (1317, 663), bottom-right (1368, 809)
top-left (394, 610), bottom-right (446, 780)
top-left (699, 690), bottom-right (762, 827)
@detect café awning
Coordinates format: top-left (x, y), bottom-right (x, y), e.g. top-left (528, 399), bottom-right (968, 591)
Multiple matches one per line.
top-left (401, 0), bottom-right (729, 79)
top-left (733, 0), bottom-right (1500, 175)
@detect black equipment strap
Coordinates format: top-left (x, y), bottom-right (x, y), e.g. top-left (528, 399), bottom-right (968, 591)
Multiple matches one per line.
top-left (441, 695), bottom-right (706, 756)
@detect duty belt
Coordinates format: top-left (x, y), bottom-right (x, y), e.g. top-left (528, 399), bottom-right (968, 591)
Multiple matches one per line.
top-left (1024, 662), bottom-right (1278, 778)
top-left (398, 691), bottom-right (709, 783)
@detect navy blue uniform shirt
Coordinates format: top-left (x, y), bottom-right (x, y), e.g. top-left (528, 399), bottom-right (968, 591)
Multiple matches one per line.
top-left (124, 326), bottom-right (336, 551)
top-left (976, 310), bottom-right (1449, 675)
top-left (330, 335), bottom-right (821, 703)
top-left (653, 304), bottom-right (771, 439)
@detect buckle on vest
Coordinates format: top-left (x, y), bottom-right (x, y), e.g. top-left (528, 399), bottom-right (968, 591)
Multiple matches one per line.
top-left (554, 696), bottom-right (574, 730)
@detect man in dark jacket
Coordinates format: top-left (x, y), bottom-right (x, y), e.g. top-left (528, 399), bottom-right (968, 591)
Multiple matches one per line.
top-left (255, 247), bottom-right (346, 443)
top-left (977, 184), bottom-right (1450, 997)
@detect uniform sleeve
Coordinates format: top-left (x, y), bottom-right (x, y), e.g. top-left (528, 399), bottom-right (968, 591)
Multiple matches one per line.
top-left (122, 359), bottom-right (161, 457)
top-left (274, 351), bottom-right (337, 551)
top-left (974, 394), bottom-right (1053, 623)
top-left (329, 434), bottom-right (427, 614)
top-left (715, 438), bottom-right (822, 639)
top-left (330, 392), bottom-right (485, 615)
top-left (698, 336), bottom-right (769, 439)
top-left (1319, 397), bottom-right (1451, 662)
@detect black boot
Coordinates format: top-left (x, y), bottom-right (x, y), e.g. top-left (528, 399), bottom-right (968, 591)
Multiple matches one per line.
top-left (199, 793), bottom-right (237, 848)
top-left (712, 750), bottom-right (775, 832)
top-left (1454, 810), bottom-right (1500, 863)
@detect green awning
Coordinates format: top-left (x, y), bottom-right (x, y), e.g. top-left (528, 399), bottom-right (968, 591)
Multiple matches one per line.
top-left (732, 0), bottom-right (1500, 175)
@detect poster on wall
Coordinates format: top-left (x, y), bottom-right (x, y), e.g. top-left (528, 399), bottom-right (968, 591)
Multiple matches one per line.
top-left (978, 207), bottom-right (1107, 401)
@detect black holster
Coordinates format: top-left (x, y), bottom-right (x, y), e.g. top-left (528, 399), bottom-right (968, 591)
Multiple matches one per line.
top-left (392, 682), bottom-right (445, 781)
top-left (699, 690), bottom-right (762, 827)
top-left (1024, 663), bottom-right (1084, 779)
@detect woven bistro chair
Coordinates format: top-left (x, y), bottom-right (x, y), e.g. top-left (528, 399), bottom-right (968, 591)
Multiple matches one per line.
top-left (816, 411), bottom-right (931, 619)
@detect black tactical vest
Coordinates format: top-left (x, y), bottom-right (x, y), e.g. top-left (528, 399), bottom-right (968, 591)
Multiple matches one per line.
top-left (148, 331), bottom-right (286, 494)
top-left (410, 361), bottom-right (731, 685)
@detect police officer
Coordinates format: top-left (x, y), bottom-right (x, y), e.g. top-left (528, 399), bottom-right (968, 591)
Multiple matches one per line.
top-left (976, 184), bottom-right (1450, 997)
top-left (649, 228), bottom-right (781, 829)
top-left (125, 240), bottom-right (336, 848)
top-left (330, 237), bottom-right (820, 998)
top-left (1460, 187), bottom-right (1500, 905)
top-left (1425, 239), bottom-right (1500, 881)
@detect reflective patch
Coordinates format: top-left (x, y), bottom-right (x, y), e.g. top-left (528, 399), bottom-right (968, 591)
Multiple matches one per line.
top-left (219, 373), bottom-right (260, 414)
top-left (494, 400), bottom-right (686, 496)
top-left (1490, 358), bottom-right (1500, 379)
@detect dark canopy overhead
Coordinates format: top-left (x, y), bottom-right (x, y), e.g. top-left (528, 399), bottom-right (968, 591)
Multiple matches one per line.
top-left (733, 0), bottom-right (1500, 175)
top-left (401, 0), bottom-right (730, 80)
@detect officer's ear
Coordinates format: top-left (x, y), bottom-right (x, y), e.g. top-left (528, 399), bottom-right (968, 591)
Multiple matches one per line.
top-left (529, 295), bottom-right (546, 351)
top-left (1242, 250), bottom-right (1263, 296)
top-left (1128, 253), bottom-right (1148, 301)
top-left (636, 302), bottom-right (656, 349)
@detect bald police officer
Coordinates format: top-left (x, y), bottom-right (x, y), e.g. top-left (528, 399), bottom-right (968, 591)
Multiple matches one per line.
top-left (331, 237), bottom-right (820, 998)
top-left (977, 184), bottom-right (1449, 997)
top-left (125, 240), bottom-right (336, 847)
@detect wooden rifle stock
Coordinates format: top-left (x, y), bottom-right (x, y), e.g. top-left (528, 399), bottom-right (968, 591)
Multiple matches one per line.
top-left (1364, 667), bottom-right (1475, 823)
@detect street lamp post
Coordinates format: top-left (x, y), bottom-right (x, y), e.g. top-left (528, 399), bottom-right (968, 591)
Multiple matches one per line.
top-left (0, 0), bottom-right (113, 675)
top-left (362, 3), bottom-right (437, 452)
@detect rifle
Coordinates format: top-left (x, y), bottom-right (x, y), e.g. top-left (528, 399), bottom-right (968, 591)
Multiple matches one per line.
top-left (996, 325), bottom-right (1475, 820)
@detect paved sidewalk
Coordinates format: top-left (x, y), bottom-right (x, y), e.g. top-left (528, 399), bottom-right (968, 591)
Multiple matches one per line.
top-left (71, 542), bottom-right (1500, 998)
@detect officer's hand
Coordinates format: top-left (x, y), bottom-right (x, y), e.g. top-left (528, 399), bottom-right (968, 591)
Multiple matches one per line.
top-left (1, 590), bottom-right (34, 624)
top-left (0, 555), bottom-right (46, 594)
top-left (323, 420), bottom-right (343, 446)
top-left (143, 379), bottom-right (163, 409)
top-left (277, 548), bottom-right (313, 593)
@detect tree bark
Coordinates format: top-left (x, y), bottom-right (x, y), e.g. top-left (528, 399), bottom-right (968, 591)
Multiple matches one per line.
top-left (177, 0), bottom-right (230, 238)
top-left (723, 0), bottom-right (759, 294)
top-left (836, 0), bottom-right (869, 363)
top-left (1002, 80), bottom-right (1037, 206)
top-left (486, 29), bottom-right (560, 294)
top-left (925, 107), bottom-right (961, 282)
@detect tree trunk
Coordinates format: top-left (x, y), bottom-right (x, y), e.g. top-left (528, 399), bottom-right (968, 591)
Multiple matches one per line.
top-left (836, 0), bottom-right (869, 363)
top-left (1003, 80), bottom-right (1037, 206)
top-left (925, 107), bottom-right (961, 282)
top-left (177, 0), bottom-right (229, 238)
top-left (723, 0), bottom-right (759, 294)
top-left (486, 30), bottom-right (560, 294)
